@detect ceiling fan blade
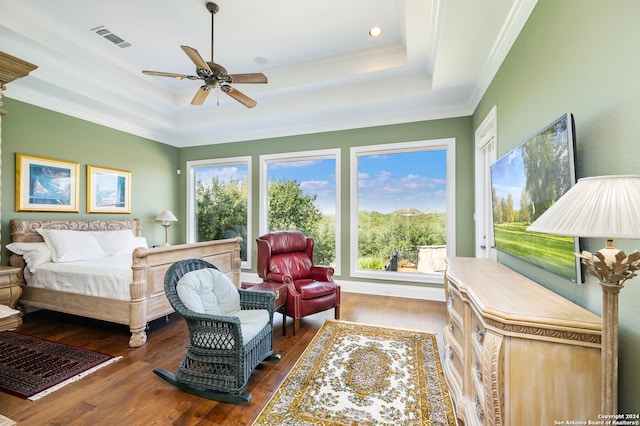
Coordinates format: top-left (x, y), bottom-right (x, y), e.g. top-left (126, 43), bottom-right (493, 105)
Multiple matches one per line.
top-left (224, 87), bottom-right (257, 108)
top-left (228, 73), bottom-right (268, 84)
top-left (191, 86), bottom-right (210, 105)
top-left (181, 45), bottom-right (212, 73)
top-left (142, 70), bottom-right (199, 80)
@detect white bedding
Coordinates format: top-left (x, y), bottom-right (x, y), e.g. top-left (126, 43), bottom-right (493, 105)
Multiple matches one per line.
top-left (24, 255), bottom-right (133, 301)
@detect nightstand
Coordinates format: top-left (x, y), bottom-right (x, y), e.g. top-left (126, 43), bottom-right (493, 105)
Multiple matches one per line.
top-left (0, 266), bottom-right (22, 309)
top-left (0, 266), bottom-right (22, 330)
top-left (243, 281), bottom-right (287, 335)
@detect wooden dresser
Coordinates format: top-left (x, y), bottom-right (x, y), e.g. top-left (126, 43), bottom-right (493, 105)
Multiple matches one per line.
top-left (443, 257), bottom-right (602, 425)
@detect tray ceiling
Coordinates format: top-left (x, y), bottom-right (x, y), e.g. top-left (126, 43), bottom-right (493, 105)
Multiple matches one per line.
top-left (1, 0), bottom-right (537, 147)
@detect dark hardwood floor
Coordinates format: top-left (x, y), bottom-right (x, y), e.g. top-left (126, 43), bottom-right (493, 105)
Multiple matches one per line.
top-left (0, 292), bottom-right (446, 426)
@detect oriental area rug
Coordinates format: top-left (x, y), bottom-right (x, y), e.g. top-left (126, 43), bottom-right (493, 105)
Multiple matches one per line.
top-left (253, 320), bottom-right (456, 426)
top-left (0, 331), bottom-right (121, 400)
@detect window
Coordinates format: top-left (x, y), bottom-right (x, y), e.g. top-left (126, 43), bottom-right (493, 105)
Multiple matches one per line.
top-left (260, 149), bottom-right (340, 272)
top-left (350, 139), bottom-right (456, 283)
top-left (186, 157), bottom-right (251, 268)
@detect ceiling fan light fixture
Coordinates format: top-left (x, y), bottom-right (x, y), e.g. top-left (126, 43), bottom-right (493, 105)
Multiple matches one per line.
top-left (141, 1), bottom-right (266, 108)
top-left (369, 26), bottom-right (383, 38)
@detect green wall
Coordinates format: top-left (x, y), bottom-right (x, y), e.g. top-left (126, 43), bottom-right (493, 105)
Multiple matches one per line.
top-left (1, 98), bottom-right (180, 252)
top-left (5, 0), bottom-right (637, 411)
top-left (179, 116), bottom-right (475, 285)
top-left (0, 98), bottom-right (476, 284)
top-left (473, 0), bottom-right (640, 412)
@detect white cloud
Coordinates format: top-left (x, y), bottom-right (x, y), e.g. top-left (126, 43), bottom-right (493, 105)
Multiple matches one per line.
top-left (195, 166), bottom-right (247, 187)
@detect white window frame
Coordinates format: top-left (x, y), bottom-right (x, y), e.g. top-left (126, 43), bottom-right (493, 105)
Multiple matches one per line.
top-left (350, 138), bottom-right (456, 284)
top-left (186, 156), bottom-right (252, 269)
top-left (474, 106), bottom-right (498, 260)
top-left (259, 149), bottom-right (341, 275)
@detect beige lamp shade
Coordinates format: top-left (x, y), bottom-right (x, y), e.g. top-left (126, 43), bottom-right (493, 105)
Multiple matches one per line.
top-left (155, 210), bottom-right (177, 223)
top-left (527, 175), bottom-right (640, 239)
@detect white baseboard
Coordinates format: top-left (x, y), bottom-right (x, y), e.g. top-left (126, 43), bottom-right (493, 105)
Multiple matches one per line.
top-left (336, 279), bottom-right (445, 301)
top-left (241, 272), bottom-right (445, 302)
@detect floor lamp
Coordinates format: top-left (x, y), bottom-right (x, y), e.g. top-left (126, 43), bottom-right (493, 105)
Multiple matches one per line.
top-left (155, 210), bottom-right (177, 246)
top-left (527, 175), bottom-right (640, 415)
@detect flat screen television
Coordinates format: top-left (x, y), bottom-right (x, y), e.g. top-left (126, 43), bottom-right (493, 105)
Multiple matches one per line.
top-left (490, 113), bottom-right (582, 283)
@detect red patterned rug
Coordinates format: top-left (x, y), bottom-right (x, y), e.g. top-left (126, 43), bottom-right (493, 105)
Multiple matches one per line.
top-left (0, 331), bottom-right (121, 400)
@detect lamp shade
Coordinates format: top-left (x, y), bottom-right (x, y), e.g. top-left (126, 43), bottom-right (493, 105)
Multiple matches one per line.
top-left (155, 210), bottom-right (177, 222)
top-left (527, 175), bottom-right (640, 239)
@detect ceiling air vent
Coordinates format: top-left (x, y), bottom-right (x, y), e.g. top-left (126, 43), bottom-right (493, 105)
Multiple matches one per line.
top-left (90, 25), bottom-right (132, 48)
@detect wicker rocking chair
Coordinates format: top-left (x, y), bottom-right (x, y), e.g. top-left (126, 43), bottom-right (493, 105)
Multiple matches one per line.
top-left (153, 258), bottom-right (280, 403)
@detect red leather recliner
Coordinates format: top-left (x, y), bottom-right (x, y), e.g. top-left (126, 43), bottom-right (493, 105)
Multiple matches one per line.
top-left (256, 230), bottom-right (340, 335)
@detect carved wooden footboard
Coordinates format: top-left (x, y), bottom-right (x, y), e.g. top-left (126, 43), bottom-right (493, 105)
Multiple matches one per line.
top-left (8, 218), bottom-right (242, 347)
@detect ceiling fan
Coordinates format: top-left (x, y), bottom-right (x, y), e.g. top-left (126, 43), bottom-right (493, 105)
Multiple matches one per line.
top-left (142, 2), bottom-right (267, 108)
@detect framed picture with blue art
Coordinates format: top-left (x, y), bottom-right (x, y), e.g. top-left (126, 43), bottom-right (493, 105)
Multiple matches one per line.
top-left (87, 165), bottom-right (131, 213)
top-left (16, 153), bottom-right (80, 212)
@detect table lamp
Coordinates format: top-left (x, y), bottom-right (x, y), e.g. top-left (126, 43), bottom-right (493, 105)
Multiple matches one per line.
top-left (155, 210), bottom-right (177, 246)
top-left (527, 175), bottom-right (640, 415)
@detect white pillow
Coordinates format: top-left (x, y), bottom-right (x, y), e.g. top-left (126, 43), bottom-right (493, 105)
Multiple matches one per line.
top-left (6, 242), bottom-right (53, 272)
top-left (36, 229), bottom-right (106, 262)
top-left (134, 236), bottom-right (149, 249)
top-left (92, 230), bottom-right (138, 256)
top-left (176, 268), bottom-right (240, 316)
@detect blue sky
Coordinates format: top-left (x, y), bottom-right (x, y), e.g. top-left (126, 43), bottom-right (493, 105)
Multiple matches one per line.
top-left (268, 151), bottom-right (448, 214)
top-left (267, 159), bottom-right (336, 214)
top-left (357, 150), bottom-right (447, 213)
top-left (195, 150), bottom-right (448, 215)
top-left (490, 146), bottom-right (526, 210)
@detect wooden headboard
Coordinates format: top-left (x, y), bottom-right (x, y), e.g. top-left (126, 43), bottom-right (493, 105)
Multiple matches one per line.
top-left (10, 218), bottom-right (142, 243)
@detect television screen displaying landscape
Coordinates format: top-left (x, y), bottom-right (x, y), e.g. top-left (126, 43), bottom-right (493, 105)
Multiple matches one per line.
top-left (490, 113), bottom-right (581, 283)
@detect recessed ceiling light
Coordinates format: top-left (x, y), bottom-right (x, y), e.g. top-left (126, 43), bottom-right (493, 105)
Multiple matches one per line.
top-left (369, 26), bottom-right (383, 38)
top-left (254, 57), bottom-right (268, 65)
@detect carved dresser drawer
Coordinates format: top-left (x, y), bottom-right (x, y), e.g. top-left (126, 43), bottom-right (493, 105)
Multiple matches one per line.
top-left (443, 278), bottom-right (465, 397)
top-left (443, 257), bottom-right (602, 426)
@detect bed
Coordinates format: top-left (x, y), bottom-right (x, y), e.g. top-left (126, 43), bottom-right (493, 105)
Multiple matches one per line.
top-left (7, 218), bottom-right (242, 348)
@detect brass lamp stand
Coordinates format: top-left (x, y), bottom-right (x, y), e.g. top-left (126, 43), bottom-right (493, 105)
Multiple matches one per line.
top-left (577, 241), bottom-right (640, 415)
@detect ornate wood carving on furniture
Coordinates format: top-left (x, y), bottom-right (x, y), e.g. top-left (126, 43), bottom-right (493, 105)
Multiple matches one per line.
top-left (443, 257), bottom-right (602, 426)
top-left (0, 266), bottom-right (23, 330)
top-left (9, 218), bottom-right (242, 348)
top-left (0, 266), bottom-right (22, 309)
